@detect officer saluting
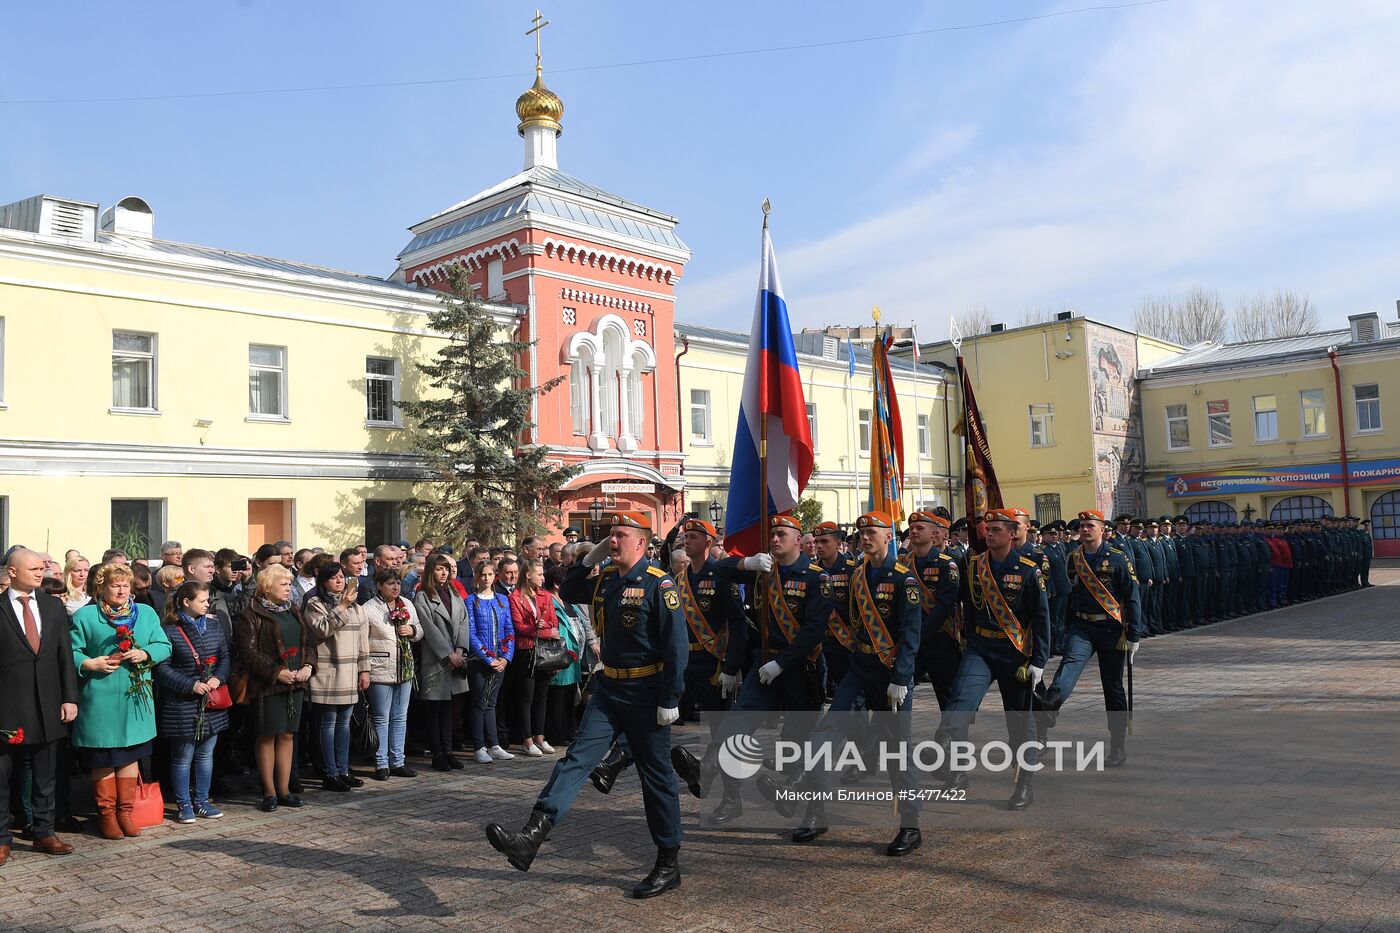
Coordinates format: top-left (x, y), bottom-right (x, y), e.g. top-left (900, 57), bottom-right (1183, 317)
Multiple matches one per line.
top-left (1040, 510), bottom-right (1141, 767)
top-left (485, 512), bottom-right (689, 899)
top-left (786, 512), bottom-right (923, 855)
top-left (939, 508), bottom-right (1051, 810)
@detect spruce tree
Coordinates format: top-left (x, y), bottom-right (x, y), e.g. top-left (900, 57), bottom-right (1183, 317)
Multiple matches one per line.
top-left (399, 266), bottom-right (579, 545)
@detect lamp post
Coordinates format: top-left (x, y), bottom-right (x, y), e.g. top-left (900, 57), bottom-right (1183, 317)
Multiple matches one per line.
top-left (1242, 503), bottom-right (1256, 523)
top-left (589, 497), bottom-right (605, 542)
top-left (708, 500), bottom-right (723, 531)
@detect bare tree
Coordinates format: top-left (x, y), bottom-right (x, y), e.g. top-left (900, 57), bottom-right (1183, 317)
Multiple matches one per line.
top-left (1232, 289), bottom-right (1319, 342)
top-left (1015, 306), bottom-right (1064, 327)
top-left (1131, 286), bottom-right (1227, 346)
top-left (954, 302), bottom-right (993, 337)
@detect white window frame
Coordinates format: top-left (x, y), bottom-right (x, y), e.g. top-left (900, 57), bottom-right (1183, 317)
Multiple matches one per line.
top-left (1028, 403), bottom-right (1055, 448)
top-left (1165, 403), bottom-right (1190, 451)
top-left (1299, 388), bottom-right (1327, 438)
top-left (1206, 399), bottom-right (1232, 448)
top-left (806, 402), bottom-right (819, 452)
top-left (858, 408), bottom-right (871, 454)
top-left (689, 388), bottom-right (711, 445)
top-left (486, 258), bottom-right (504, 299)
top-left (365, 356), bottom-right (399, 427)
top-left (1253, 394), bottom-right (1279, 443)
top-left (1354, 383), bottom-right (1382, 434)
top-left (917, 413), bottom-right (929, 457)
top-left (248, 344), bottom-right (289, 421)
top-left (111, 330), bottom-right (158, 414)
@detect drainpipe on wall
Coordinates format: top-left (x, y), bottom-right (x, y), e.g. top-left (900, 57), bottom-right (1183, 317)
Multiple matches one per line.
top-left (674, 335), bottom-right (691, 519)
top-left (1328, 348), bottom-right (1351, 515)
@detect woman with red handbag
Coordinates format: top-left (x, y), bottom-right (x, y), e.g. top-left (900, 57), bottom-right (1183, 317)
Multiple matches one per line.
top-left (154, 581), bottom-right (232, 824)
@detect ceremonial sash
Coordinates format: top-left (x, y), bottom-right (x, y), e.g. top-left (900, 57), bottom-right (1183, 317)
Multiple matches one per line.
top-left (678, 568), bottom-right (727, 661)
top-left (849, 562), bottom-right (897, 669)
top-left (827, 608), bottom-right (857, 651)
top-left (970, 553), bottom-right (1030, 656)
top-left (1070, 549), bottom-right (1122, 622)
top-left (912, 555), bottom-right (961, 642)
top-left (763, 567), bottom-right (822, 661)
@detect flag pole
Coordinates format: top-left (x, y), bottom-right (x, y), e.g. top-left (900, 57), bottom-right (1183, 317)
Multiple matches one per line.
top-left (759, 199), bottom-right (771, 652)
top-left (912, 319), bottom-right (924, 515)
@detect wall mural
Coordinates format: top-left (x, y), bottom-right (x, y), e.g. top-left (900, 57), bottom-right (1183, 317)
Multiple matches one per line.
top-left (1087, 324), bottom-right (1146, 517)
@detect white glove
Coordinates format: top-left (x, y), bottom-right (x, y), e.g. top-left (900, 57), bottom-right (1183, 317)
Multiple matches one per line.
top-left (582, 539), bottom-right (611, 568)
top-left (1128, 641), bottom-right (1140, 661)
top-left (742, 553), bottom-right (774, 573)
top-left (1028, 665), bottom-right (1045, 686)
top-left (657, 706), bottom-right (680, 726)
top-left (719, 672), bottom-right (739, 697)
top-left (886, 683), bottom-right (908, 709)
top-left (758, 660), bottom-right (783, 684)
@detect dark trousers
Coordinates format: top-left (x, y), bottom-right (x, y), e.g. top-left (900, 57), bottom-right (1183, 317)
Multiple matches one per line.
top-left (940, 642), bottom-right (1039, 768)
top-left (545, 684), bottom-right (581, 746)
top-left (421, 699), bottom-right (456, 761)
top-left (467, 662), bottom-right (504, 751)
top-left (535, 677), bottom-right (681, 848)
top-left (823, 639), bottom-right (851, 697)
top-left (916, 627), bottom-right (962, 711)
top-left (1046, 619), bottom-right (1128, 740)
top-left (1, 741), bottom-right (59, 845)
top-left (507, 650), bottom-right (551, 741)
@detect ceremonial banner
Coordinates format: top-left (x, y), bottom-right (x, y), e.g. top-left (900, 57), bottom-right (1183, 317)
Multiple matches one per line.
top-left (868, 329), bottom-right (905, 522)
top-left (723, 220), bottom-right (814, 555)
top-left (956, 356), bottom-right (1003, 552)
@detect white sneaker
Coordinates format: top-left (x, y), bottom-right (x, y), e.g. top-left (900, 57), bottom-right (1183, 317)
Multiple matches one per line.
top-left (488, 745), bottom-right (515, 760)
top-left (474, 748), bottom-right (493, 764)
top-left (524, 744), bottom-right (544, 757)
top-left (538, 741), bottom-right (556, 754)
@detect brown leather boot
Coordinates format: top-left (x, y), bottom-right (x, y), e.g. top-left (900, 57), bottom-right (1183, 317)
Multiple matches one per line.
top-left (114, 777), bottom-right (142, 837)
top-left (93, 775), bottom-right (123, 840)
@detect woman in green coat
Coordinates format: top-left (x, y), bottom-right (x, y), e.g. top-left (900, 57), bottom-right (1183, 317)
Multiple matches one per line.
top-left (70, 562), bottom-right (172, 840)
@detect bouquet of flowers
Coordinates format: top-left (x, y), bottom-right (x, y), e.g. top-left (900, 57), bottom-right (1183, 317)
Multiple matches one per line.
top-left (112, 624), bottom-right (154, 714)
top-left (1, 728), bottom-right (23, 745)
top-left (281, 647), bottom-right (300, 720)
top-left (388, 602), bottom-right (414, 684)
top-left (194, 654), bottom-right (218, 741)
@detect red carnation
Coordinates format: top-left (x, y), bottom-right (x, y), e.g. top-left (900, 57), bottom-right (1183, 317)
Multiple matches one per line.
top-left (7, 728), bottom-right (23, 745)
top-left (118, 639), bottom-right (134, 652)
top-left (115, 625), bottom-right (131, 637)
top-left (205, 655), bottom-right (217, 667)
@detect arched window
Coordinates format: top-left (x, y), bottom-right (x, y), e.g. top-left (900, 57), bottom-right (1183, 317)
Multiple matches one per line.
top-left (1270, 495), bottom-right (1334, 522)
top-left (569, 349), bottom-right (591, 436)
top-left (564, 313), bottom-right (655, 453)
top-left (1372, 491), bottom-right (1400, 541)
top-left (1184, 500), bottom-right (1237, 524)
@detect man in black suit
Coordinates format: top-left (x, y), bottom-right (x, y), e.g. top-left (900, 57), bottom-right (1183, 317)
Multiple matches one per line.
top-left (1, 548), bottom-right (80, 864)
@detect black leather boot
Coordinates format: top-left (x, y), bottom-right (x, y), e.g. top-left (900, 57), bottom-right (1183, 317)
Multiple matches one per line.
top-left (1106, 736), bottom-right (1127, 768)
top-left (887, 827), bottom-right (922, 856)
top-left (590, 743), bottom-right (634, 795)
top-left (756, 773), bottom-right (797, 817)
top-left (710, 781), bottom-right (743, 824)
top-left (485, 808), bottom-right (553, 872)
top-left (632, 846), bottom-right (681, 899)
top-left (941, 769), bottom-right (970, 794)
top-left (1008, 772), bottom-right (1033, 811)
top-left (670, 744), bottom-right (718, 799)
top-left (791, 802), bottom-right (827, 843)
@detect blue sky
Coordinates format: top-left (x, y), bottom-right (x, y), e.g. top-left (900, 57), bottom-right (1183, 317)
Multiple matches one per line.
top-left (6, 1), bottom-right (1400, 336)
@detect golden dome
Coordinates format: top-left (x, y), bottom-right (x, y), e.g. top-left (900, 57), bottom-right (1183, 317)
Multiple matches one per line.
top-left (516, 71), bottom-right (564, 136)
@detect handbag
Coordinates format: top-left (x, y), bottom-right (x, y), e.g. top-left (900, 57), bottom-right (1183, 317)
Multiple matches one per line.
top-left (530, 636), bottom-right (570, 674)
top-left (351, 693), bottom-right (379, 759)
top-left (176, 626), bottom-right (233, 710)
top-left (133, 776), bottom-right (164, 828)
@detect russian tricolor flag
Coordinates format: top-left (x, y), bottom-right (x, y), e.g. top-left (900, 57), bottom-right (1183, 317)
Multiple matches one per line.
top-left (723, 222), bottom-right (814, 555)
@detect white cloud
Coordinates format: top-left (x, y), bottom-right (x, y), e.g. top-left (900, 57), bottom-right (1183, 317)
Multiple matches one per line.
top-left (680, 0), bottom-right (1400, 337)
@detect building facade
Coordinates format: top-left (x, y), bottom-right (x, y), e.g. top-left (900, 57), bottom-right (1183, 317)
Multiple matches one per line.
top-left (1139, 311), bottom-right (1400, 556)
top-left (915, 315), bottom-right (1181, 523)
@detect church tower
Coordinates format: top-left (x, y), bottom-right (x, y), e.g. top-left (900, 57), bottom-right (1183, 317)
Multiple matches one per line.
top-left (392, 14), bottom-right (690, 537)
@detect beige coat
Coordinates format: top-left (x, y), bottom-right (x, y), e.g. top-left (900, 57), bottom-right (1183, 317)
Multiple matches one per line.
top-left (362, 596), bottom-right (424, 685)
top-left (303, 594), bottom-right (370, 705)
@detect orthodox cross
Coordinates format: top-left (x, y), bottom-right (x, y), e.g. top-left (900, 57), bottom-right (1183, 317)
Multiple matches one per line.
top-left (527, 10), bottom-right (550, 75)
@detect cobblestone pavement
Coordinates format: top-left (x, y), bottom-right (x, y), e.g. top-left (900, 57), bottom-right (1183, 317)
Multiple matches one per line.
top-left (4, 571), bottom-right (1398, 932)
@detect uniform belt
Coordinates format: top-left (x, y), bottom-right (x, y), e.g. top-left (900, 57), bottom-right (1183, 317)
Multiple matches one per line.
top-left (857, 641), bottom-right (878, 655)
top-left (973, 626), bottom-right (1009, 640)
top-left (602, 662), bottom-right (664, 680)
top-left (688, 642), bottom-right (709, 652)
top-left (1075, 612), bottom-right (1111, 622)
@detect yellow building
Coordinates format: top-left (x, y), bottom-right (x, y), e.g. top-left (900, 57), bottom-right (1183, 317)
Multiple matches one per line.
top-left (914, 314), bottom-right (1181, 522)
top-left (0, 194), bottom-right (514, 557)
top-left (1139, 311), bottom-right (1400, 555)
top-left (678, 323), bottom-right (956, 528)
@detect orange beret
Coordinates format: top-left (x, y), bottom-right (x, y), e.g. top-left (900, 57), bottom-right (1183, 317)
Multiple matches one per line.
top-left (682, 518), bottom-right (718, 538)
top-left (856, 511), bottom-right (892, 529)
top-left (769, 515), bottom-right (802, 532)
top-left (1077, 509), bottom-right (1106, 523)
top-left (908, 510), bottom-right (950, 528)
top-left (984, 509), bottom-right (1020, 525)
top-left (812, 521), bottom-right (842, 538)
top-left (610, 511), bottom-right (651, 531)
top-left (1009, 506), bottom-right (1030, 518)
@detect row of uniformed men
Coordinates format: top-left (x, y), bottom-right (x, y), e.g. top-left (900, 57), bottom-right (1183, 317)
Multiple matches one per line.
top-left (486, 505), bottom-right (1148, 898)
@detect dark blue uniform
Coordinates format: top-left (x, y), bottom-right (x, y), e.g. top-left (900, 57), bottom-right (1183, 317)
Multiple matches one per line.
top-left (818, 552), bottom-right (858, 695)
top-left (803, 550), bottom-right (923, 825)
top-left (678, 556), bottom-right (746, 722)
top-left (1045, 543), bottom-right (1141, 742)
top-left (941, 549), bottom-right (1051, 770)
top-left (1043, 540), bottom-right (1072, 653)
top-left (539, 558), bottom-right (688, 849)
top-left (911, 545), bottom-right (962, 710)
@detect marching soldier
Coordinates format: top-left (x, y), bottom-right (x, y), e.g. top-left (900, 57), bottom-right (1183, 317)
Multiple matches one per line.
top-left (947, 518), bottom-right (970, 561)
top-left (1041, 510), bottom-right (1141, 767)
top-left (812, 520), bottom-right (858, 697)
top-left (906, 510), bottom-right (962, 710)
top-left (786, 512), bottom-right (923, 855)
top-left (939, 509), bottom-right (1051, 810)
top-left (485, 512), bottom-right (688, 899)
